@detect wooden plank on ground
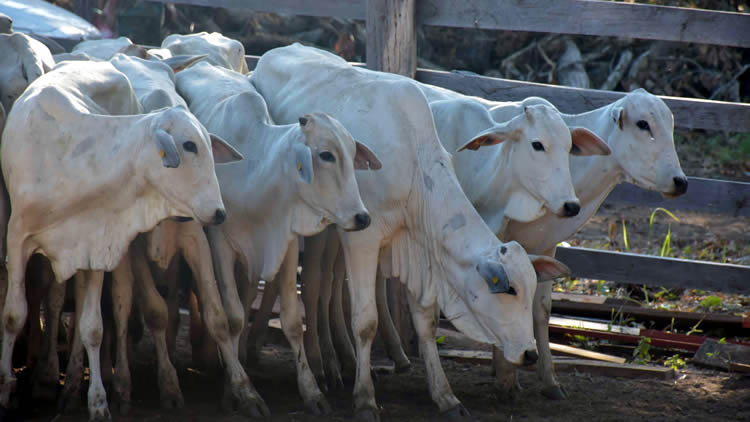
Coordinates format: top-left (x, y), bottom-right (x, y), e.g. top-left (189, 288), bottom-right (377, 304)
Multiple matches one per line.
top-left (550, 316), bottom-right (642, 336)
top-left (552, 292), bottom-right (607, 304)
top-left (420, 0), bottom-right (750, 48)
top-left (415, 69), bottom-right (750, 133)
top-left (604, 177), bottom-right (750, 217)
top-left (437, 350), bottom-right (673, 379)
top-left (554, 247), bottom-right (750, 294)
top-left (549, 343), bottom-right (626, 364)
top-left (552, 359), bottom-right (675, 380)
top-left (146, 0), bottom-right (749, 48)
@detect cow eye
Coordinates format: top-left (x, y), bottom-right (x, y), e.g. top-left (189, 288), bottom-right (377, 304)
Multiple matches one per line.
top-left (183, 141), bottom-right (197, 154)
top-left (531, 141), bottom-right (545, 152)
top-left (506, 286), bottom-right (517, 296)
top-left (636, 120), bottom-right (650, 131)
top-left (319, 151), bottom-right (335, 162)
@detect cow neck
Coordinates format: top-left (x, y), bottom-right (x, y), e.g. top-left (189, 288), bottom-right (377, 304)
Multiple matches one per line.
top-left (399, 141), bottom-right (500, 307)
top-left (562, 104), bottom-right (624, 213)
top-left (223, 124), bottom-right (308, 283)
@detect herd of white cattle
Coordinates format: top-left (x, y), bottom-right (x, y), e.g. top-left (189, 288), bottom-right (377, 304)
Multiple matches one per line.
top-left (0, 23), bottom-right (687, 422)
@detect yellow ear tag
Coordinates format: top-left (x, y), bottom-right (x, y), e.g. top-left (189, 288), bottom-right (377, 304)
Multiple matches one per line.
top-left (492, 276), bottom-right (499, 285)
top-left (297, 161), bottom-right (302, 171)
top-left (159, 150), bottom-right (165, 159)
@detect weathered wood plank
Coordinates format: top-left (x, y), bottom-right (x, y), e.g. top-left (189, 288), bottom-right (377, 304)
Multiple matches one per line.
top-left (420, 0), bottom-right (750, 48)
top-left (366, 0), bottom-right (416, 78)
top-left (146, 0), bottom-right (749, 48)
top-left (416, 69), bottom-right (750, 133)
top-left (143, 0), bottom-right (365, 20)
top-left (554, 247), bottom-right (750, 293)
top-left (549, 343), bottom-right (627, 364)
top-left (604, 177), bottom-right (750, 217)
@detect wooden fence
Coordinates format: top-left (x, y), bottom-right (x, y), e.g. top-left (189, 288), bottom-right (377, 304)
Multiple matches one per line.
top-left (147, 0), bottom-right (750, 294)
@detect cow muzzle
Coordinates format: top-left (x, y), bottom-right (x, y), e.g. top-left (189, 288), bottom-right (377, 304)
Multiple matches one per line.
top-left (212, 208), bottom-right (226, 225)
top-left (522, 349), bottom-right (539, 366)
top-left (342, 212), bottom-right (371, 232)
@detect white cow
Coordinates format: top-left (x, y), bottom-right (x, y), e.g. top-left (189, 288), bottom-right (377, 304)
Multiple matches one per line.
top-left (490, 90), bottom-right (687, 400)
top-left (71, 36), bottom-right (135, 60)
top-left (374, 82), bottom-right (687, 399)
top-left (158, 32), bottom-right (249, 74)
top-left (251, 43), bottom-right (570, 419)
top-left (252, 69), bottom-right (610, 392)
top-left (0, 60), bottom-right (238, 421)
top-left (175, 60), bottom-right (378, 416)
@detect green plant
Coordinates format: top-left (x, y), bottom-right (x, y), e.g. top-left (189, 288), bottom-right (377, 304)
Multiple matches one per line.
top-left (687, 318), bottom-right (704, 336)
top-left (700, 295), bottom-right (723, 310)
top-left (622, 218), bottom-right (630, 252)
top-left (633, 336), bottom-right (652, 364)
top-left (648, 207), bottom-right (680, 257)
top-left (664, 354), bottom-right (686, 370)
top-left (435, 335), bottom-right (446, 345)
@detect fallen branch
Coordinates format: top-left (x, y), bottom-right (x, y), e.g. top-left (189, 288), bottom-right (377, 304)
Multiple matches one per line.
top-left (600, 49), bottom-right (633, 91)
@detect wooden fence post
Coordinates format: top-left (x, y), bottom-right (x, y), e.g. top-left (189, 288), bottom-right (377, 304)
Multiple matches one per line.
top-left (366, 0), bottom-right (419, 356)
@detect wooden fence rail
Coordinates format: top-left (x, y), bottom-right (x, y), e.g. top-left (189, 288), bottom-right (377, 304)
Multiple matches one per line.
top-left (245, 56), bottom-right (750, 133)
top-left (146, 0), bottom-right (750, 48)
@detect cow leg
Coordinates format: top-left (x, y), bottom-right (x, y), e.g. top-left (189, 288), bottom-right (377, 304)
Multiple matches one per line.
top-left (33, 259), bottom-right (62, 401)
top-left (24, 259), bottom-right (46, 369)
top-left (0, 231), bottom-right (32, 409)
top-left (534, 277), bottom-right (565, 400)
top-left (407, 291), bottom-right (465, 417)
top-left (78, 270), bottom-right (110, 421)
top-left (278, 240), bottom-right (330, 415)
top-left (245, 276), bottom-right (278, 366)
top-left (131, 248), bottom-right (184, 409)
top-left (339, 234), bottom-right (379, 420)
top-left (375, 274), bottom-right (411, 373)
top-left (330, 250), bottom-right (356, 382)
top-left (299, 231), bottom-right (326, 389)
top-left (59, 273), bottom-right (86, 414)
top-left (492, 347), bottom-right (522, 401)
top-left (109, 253), bottom-right (134, 414)
top-left (163, 258), bottom-right (181, 363)
top-left (317, 238), bottom-right (343, 392)
top-left (207, 230), bottom-right (269, 418)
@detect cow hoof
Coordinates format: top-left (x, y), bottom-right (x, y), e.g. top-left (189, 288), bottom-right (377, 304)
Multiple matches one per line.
top-left (88, 405), bottom-right (112, 422)
top-left (441, 404), bottom-right (472, 421)
top-left (541, 384), bottom-right (568, 401)
top-left (160, 391), bottom-right (185, 410)
top-left (305, 394), bottom-right (331, 416)
top-left (354, 407), bottom-right (380, 422)
top-left (394, 359), bottom-right (412, 374)
top-left (493, 380), bottom-right (523, 402)
top-left (315, 376), bottom-right (329, 395)
top-left (237, 395), bottom-right (271, 419)
top-left (327, 372), bottom-right (344, 392)
top-left (111, 397), bottom-right (132, 416)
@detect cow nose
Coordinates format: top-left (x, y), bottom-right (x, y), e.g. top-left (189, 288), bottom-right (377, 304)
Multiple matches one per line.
top-left (212, 209), bottom-right (226, 225)
top-left (562, 201), bottom-right (580, 217)
top-left (354, 212), bottom-right (371, 230)
top-left (673, 176), bottom-right (688, 195)
top-left (523, 349), bottom-right (539, 366)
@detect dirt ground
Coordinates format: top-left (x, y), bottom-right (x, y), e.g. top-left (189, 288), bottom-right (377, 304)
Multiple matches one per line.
top-left (14, 308), bottom-right (750, 422)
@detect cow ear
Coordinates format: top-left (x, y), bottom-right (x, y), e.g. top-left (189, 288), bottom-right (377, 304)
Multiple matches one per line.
top-left (456, 121), bottom-right (522, 152)
top-left (293, 142), bottom-right (314, 184)
top-left (529, 255), bottom-right (570, 282)
top-left (569, 127), bottom-right (611, 156)
top-left (155, 129), bottom-right (180, 168)
top-left (611, 106), bottom-right (624, 130)
top-left (210, 134), bottom-right (243, 164)
top-left (354, 140), bottom-right (382, 170)
top-left (162, 54), bottom-right (207, 73)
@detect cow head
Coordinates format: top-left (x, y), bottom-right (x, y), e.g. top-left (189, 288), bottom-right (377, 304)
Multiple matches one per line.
top-left (291, 112), bottom-right (380, 233)
top-left (608, 89), bottom-right (687, 197)
top-left (453, 102), bottom-right (608, 222)
top-left (445, 240), bottom-right (569, 366)
top-left (143, 106), bottom-right (243, 225)
top-left (0, 33), bottom-right (54, 114)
